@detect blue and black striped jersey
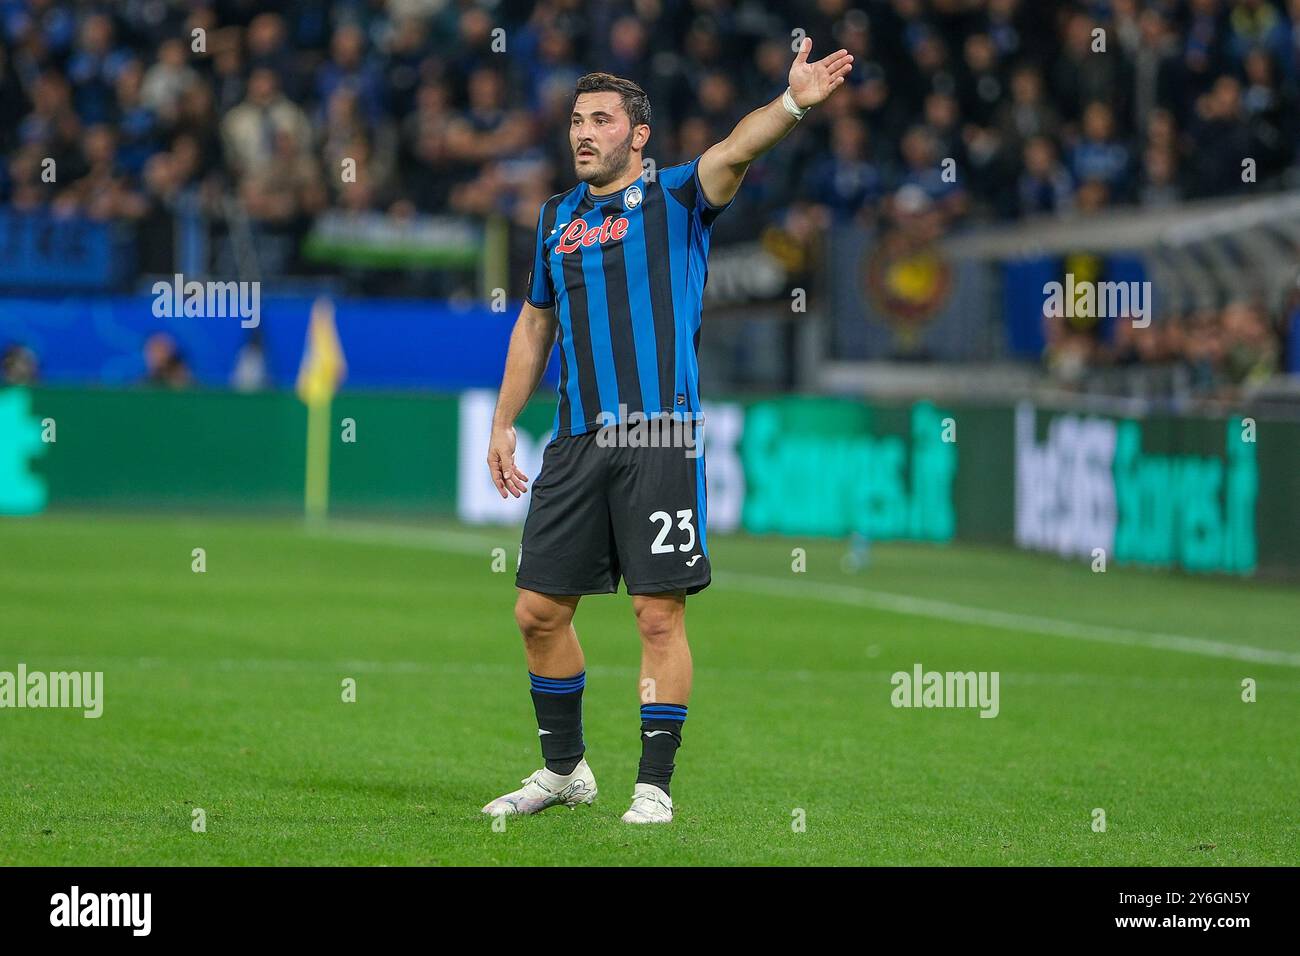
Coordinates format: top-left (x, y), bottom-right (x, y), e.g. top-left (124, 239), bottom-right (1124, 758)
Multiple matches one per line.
top-left (525, 156), bottom-right (732, 439)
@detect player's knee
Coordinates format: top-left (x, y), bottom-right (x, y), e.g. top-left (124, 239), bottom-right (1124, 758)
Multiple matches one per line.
top-left (514, 593), bottom-right (568, 643)
top-left (633, 602), bottom-right (683, 648)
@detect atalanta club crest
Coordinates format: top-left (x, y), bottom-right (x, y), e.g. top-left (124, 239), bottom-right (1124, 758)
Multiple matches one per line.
top-left (623, 185), bottom-right (642, 209)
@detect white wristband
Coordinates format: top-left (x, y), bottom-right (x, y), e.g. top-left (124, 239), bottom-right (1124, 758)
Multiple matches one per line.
top-left (782, 87), bottom-right (809, 120)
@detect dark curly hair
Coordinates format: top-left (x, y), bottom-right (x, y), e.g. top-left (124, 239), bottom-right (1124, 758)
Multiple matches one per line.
top-left (572, 73), bottom-right (652, 128)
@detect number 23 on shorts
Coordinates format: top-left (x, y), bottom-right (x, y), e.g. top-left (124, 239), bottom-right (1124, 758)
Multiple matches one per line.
top-left (649, 509), bottom-right (696, 554)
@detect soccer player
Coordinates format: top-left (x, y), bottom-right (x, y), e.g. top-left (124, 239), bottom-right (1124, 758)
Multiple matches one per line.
top-left (483, 39), bottom-right (853, 823)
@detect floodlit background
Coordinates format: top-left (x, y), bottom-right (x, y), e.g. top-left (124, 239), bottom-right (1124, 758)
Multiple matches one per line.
top-left (0, 0), bottom-right (1297, 866)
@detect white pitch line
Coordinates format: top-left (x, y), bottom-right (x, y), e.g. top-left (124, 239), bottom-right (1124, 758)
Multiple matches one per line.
top-left (312, 521), bottom-right (1300, 669)
top-left (717, 572), bottom-right (1300, 669)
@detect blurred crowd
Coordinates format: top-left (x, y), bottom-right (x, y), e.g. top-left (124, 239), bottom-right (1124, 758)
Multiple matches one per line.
top-left (0, 329), bottom-right (271, 389)
top-left (0, 0), bottom-right (1297, 393)
top-left (1046, 297), bottom-right (1288, 399)
top-left (2, 0), bottom-right (1299, 233)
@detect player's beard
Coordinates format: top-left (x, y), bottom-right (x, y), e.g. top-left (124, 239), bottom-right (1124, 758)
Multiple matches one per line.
top-left (575, 128), bottom-right (635, 189)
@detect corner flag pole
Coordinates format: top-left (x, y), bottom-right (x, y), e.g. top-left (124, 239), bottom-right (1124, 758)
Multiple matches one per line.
top-left (304, 395), bottom-right (331, 523)
top-left (296, 297), bottom-right (346, 524)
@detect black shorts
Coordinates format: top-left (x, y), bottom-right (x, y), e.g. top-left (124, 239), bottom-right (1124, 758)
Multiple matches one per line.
top-left (515, 422), bottom-right (711, 596)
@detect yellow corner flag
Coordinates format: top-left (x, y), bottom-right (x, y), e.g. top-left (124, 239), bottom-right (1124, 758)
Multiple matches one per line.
top-left (297, 297), bottom-right (346, 404)
top-left (297, 297), bottom-right (346, 522)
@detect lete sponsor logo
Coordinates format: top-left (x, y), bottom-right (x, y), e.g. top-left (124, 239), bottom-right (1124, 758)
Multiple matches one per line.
top-left (555, 216), bottom-right (629, 254)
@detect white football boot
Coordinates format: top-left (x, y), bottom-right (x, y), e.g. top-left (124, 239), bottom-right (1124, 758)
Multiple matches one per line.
top-left (621, 783), bottom-right (674, 824)
top-left (481, 758), bottom-right (598, 817)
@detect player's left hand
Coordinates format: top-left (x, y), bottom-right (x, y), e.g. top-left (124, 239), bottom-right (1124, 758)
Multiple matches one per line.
top-left (488, 425), bottom-right (529, 499)
top-left (788, 37), bottom-right (853, 108)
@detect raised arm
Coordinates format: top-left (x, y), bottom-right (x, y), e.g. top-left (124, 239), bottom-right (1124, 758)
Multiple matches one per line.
top-left (488, 300), bottom-right (558, 498)
top-left (696, 37), bottom-right (853, 207)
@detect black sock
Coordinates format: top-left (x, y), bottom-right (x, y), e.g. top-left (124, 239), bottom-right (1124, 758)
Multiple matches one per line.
top-left (636, 702), bottom-right (686, 796)
top-left (529, 671), bottom-right (585, 775)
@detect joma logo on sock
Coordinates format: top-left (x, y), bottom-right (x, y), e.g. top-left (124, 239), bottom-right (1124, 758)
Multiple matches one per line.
top-left (50, 886), bottom-right (151, 936)
top-left (890, 663), bottom-right (999, 718)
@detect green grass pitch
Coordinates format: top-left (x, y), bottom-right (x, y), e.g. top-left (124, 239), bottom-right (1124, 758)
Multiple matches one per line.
top-left (1, 513), bottom-right (1297, 865)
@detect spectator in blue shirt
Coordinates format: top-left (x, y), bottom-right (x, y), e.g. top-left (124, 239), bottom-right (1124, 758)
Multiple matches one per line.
top-left (1018, 135), bottom-right (1074, 216)
top-left (1070, 102), bottom-right (1131, 201)
top-left (805, 116), bottom-right (883, 224)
